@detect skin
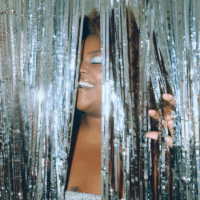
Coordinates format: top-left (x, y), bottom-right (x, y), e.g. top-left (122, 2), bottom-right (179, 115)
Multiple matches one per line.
top-left (146, 93), bottom-right (174, 199)
top-left (146, 93), bottom-right (174, 148)
top-left (67, 36), bottom-right (124, 196)
top-left (76, 36), bottom-right (102, 118)
top-left (67, 35), bottom-right (174, 197)
top-left (67, 36), bottom-right (102, 194)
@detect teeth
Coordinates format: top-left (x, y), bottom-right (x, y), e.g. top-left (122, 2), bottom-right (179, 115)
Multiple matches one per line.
top-left (79, 81), bottom-right (94, 88)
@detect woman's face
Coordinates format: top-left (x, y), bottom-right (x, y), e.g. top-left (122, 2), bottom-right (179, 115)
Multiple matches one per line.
top-left (76, 36), bottom-right (102, 117)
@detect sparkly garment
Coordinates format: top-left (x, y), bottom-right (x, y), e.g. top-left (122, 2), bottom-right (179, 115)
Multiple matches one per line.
top-left (65, 191), bottom-right (101, 200)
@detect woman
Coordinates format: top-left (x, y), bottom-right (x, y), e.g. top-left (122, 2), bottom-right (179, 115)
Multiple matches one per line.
top-left (65, 9), bottom-right (174, 199)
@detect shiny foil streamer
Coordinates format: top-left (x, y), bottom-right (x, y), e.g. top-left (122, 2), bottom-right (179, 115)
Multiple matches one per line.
top-left (0, 0), bottom-right (200, 199)
top-left (0, 0), bottom-right (84, 199)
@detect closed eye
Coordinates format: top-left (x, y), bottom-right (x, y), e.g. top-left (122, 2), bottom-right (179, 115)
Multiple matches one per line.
top-left (90, 56), bottom-right (101, 64)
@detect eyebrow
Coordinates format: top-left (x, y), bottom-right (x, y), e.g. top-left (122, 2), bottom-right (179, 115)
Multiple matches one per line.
top-left (87, 50), bottom-right (101, 54)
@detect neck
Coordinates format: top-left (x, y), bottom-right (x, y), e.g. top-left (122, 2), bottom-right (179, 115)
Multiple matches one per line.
top-left (78, 114), bottom-right (101, 145)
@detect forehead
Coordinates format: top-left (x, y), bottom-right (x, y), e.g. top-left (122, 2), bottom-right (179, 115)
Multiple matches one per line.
top-left (82, 36), bottom-right (101, 55)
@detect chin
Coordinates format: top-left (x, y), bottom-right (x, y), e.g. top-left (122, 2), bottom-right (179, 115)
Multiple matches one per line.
top-left (76, 104), bottom-right (102, 118)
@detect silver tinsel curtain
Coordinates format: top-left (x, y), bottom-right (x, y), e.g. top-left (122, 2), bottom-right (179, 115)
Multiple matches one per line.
top-left (0, 0), bottom-right (200, 199)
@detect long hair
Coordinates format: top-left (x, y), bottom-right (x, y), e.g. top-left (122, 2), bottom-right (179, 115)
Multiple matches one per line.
top-left (74, 8), bottom-right (139, 126)
top-left (70, 8), bottom-right (140, 197)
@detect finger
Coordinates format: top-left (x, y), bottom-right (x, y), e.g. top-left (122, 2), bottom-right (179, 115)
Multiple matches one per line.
top-left (168, 136), bottom-right (173, 148)
top-left (146, 131), bottom-right (173, 148)
top-left (162, 93), bottom-right (175, 106)
top-left (167, 120), bottom-right (173, 136)
top-left (163, 106), bottom-right (173, 121)
top-left (160, 119), bottom-right (173, 132)
top-left (148, 110), bottom-right (160, 121)
top-left (161, 119), bottom-right (168, 128)
top-left (145, 131), bottom-right (158, 140)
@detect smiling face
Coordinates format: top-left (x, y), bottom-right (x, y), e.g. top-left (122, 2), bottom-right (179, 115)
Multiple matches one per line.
top-left (76, 36), bottom-right (102, 117)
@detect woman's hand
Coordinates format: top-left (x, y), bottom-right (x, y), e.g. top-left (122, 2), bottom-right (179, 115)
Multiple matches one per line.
top-left (146, 93), bottom-right (174, 148)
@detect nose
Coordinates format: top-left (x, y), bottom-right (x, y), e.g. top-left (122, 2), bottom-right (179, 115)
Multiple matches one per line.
top-left (79, 62), bottom-right (89, 74)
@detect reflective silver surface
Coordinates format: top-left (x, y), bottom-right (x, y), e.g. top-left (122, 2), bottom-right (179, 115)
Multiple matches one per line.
top-left (0, 0), bottom-right (200, 199)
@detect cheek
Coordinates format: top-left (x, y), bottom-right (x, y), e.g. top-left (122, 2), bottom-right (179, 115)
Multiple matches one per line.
top-left (94, 70), bottom-right (102, 95)
top-left (94, 67), bottom-right (102, 84)
top-left (76, 67), bottom-right (102, 111)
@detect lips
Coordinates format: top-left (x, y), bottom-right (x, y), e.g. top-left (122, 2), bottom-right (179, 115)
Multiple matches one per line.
top-left (78, 81), bottom-right (94, 88)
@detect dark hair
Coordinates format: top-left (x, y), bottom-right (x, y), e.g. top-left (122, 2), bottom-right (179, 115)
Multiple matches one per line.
top-left (74, 8), bottom-right (139, 125)
top-left (82, 10), bottom-right (100, 40)
top-left (74, 10), bottom-right (101, 125)
top-left (69, 9), bottom-right (140, 197)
